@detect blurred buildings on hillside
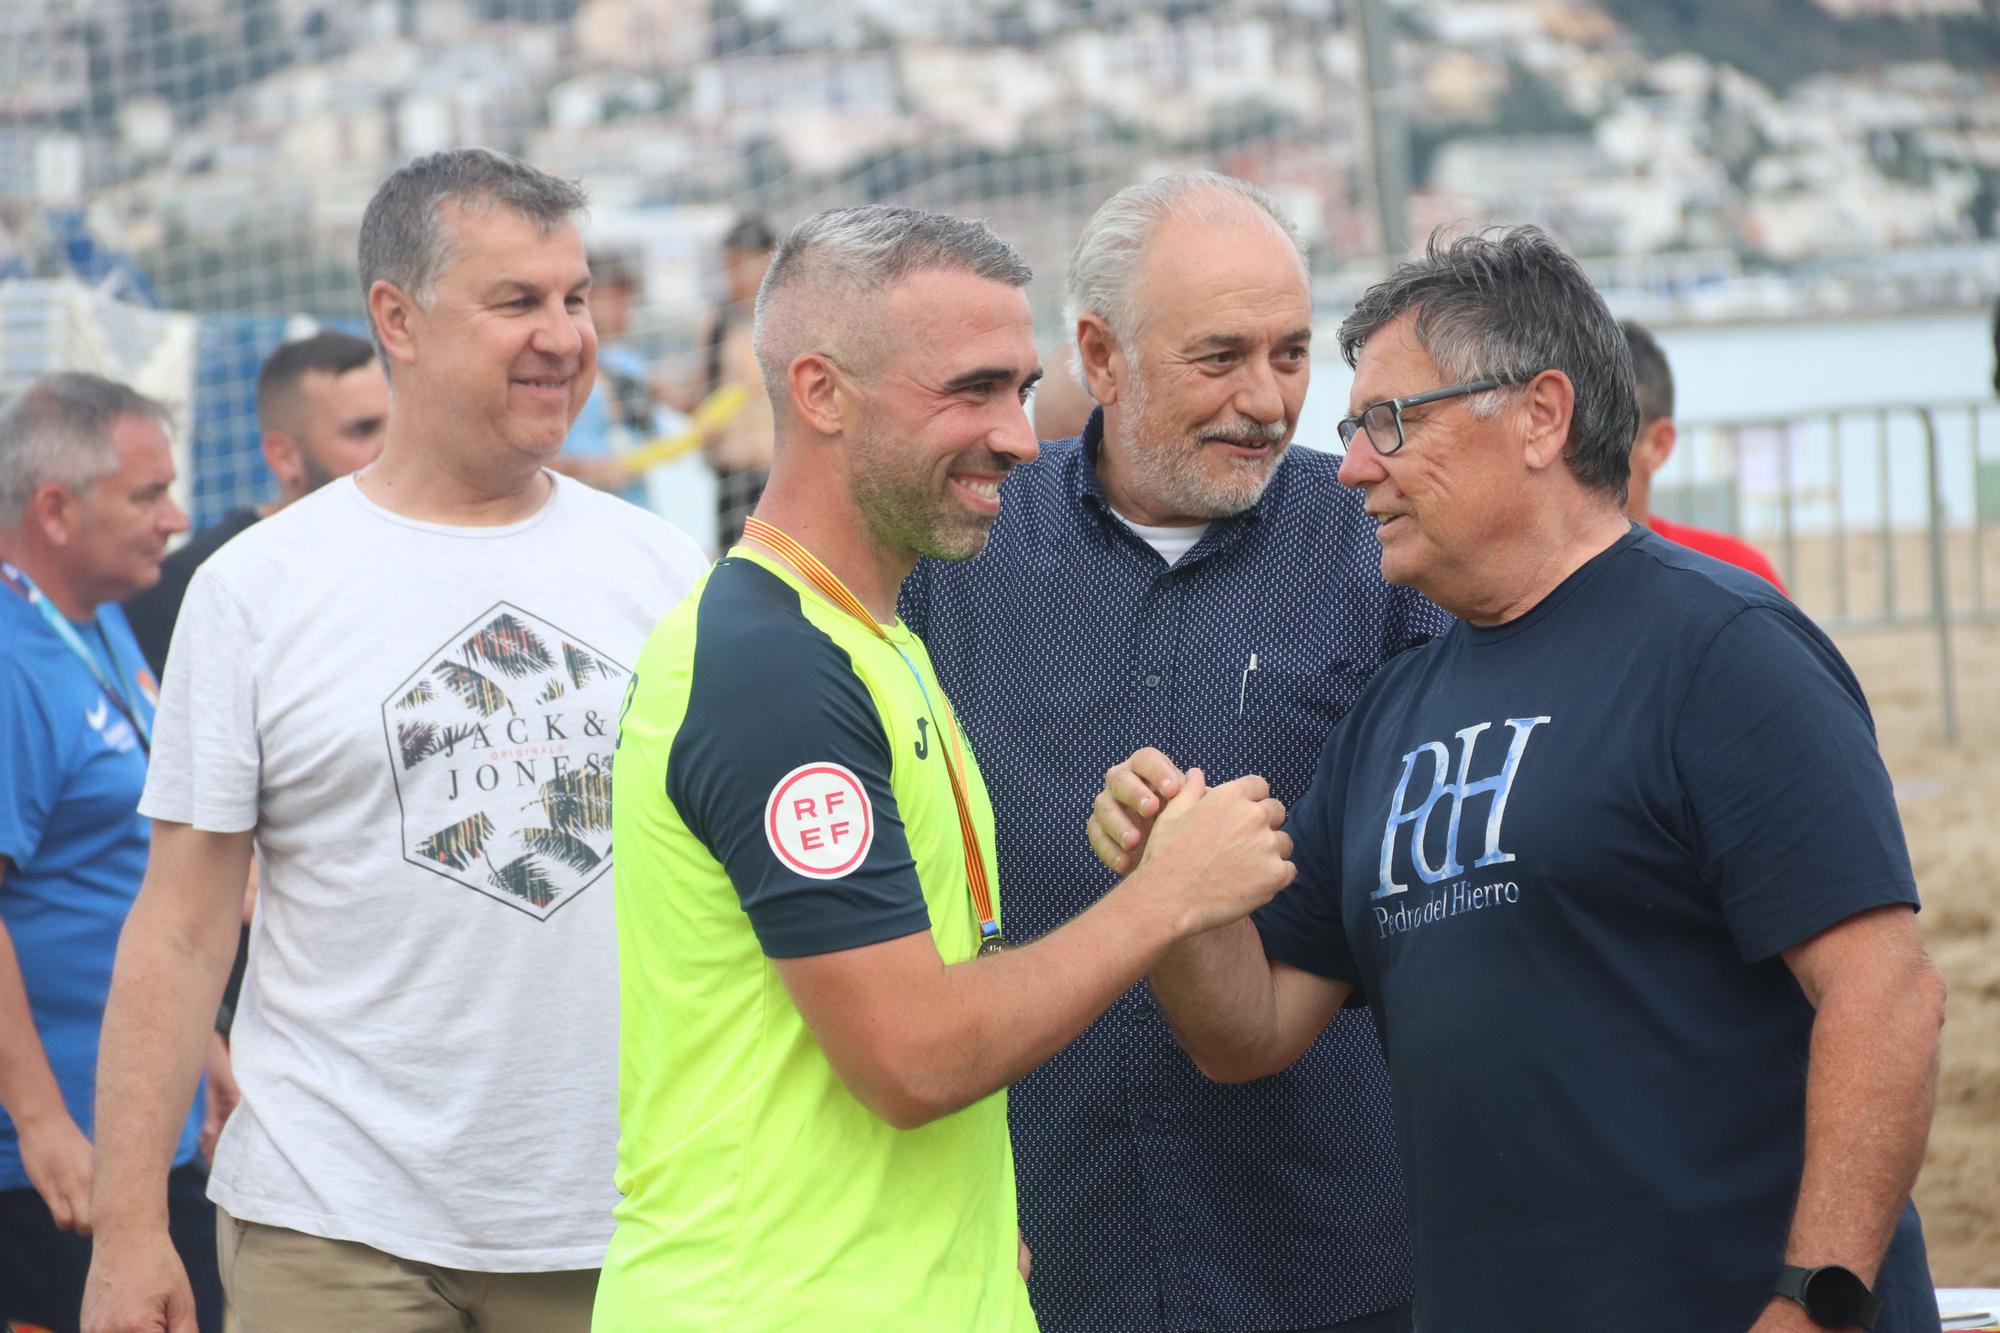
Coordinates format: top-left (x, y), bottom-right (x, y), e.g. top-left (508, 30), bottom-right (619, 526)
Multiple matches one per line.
top-left (2, 0), bottom-right (1997, 333)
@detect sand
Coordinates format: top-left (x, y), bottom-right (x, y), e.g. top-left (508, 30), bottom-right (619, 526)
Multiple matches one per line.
top-left (1834, 620), bottom-right (2000, 1284)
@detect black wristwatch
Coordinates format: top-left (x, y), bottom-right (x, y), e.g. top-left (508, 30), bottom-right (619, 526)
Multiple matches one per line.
top-left (1774, 1264), bottom-right (1882, 1329)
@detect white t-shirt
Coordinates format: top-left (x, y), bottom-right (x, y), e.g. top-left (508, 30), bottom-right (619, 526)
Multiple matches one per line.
top-left (1113, 512), bottom-right (1210, 567)
top-left (140, 474), bottom-right (708, 1271)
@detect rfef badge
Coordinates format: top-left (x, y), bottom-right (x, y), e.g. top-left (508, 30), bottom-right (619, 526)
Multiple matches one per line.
top-left (765, 761), bottom-right (875, 879)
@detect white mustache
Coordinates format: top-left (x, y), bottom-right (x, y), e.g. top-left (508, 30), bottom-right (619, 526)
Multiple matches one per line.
top-left (1203, 420), bottom-right (1287, 446)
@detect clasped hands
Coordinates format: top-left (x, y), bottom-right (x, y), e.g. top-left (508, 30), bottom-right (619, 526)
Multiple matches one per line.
top-left (1087, 747), bottom-right (1297, 931)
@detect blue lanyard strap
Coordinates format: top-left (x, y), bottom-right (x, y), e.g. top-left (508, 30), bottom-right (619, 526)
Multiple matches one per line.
top-left (1, 560), bottom-right (152, 752)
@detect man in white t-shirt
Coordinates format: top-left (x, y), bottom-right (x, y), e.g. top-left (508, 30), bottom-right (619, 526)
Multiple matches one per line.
top-left (82, 149), bottom-right (708, 1333)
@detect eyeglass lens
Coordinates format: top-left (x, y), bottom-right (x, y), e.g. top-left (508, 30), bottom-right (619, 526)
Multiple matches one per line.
top-left (1360, 401), bottom-right (1402, 454)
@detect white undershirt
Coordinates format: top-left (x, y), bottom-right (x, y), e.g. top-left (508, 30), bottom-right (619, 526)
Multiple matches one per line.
top-left (1112, 511), bottom-right (1211, 567)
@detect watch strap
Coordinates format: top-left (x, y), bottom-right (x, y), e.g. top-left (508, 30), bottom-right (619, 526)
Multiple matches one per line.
top-left (1775, 1264), bottom-right (1882, 1329)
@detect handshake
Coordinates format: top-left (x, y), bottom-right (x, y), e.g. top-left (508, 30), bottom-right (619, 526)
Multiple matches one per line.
top-left (1084, 746), bottom-right (1297, 936)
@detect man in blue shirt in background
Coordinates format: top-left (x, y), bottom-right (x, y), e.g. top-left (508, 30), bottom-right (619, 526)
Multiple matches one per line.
top-left (555, 253), bottom-right (654, 508)
top-left (0, 373), bottom-right (219, 1333)
top-left (903, 172), bottom-right (1443, 1333)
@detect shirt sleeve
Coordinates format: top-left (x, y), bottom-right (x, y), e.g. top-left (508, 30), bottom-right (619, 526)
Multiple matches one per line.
top-left (0, 657), bottom-right (61, 871)
top-left (138, 566), bottom-right (261, 832)
top-left (1674, 606), bottom-right (1918, 962)
top-left (667, 599), bottom-right (929, 960)
top-left (1252, 719), bottom-right (1363, 987)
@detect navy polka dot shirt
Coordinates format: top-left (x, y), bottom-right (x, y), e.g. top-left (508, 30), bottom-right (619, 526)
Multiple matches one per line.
top-left (900, 414), bottom-right (1447, 1332)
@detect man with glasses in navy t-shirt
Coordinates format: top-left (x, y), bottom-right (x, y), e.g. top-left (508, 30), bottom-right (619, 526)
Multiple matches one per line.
top-left (1094, 227), bottom-right (1944, 1333)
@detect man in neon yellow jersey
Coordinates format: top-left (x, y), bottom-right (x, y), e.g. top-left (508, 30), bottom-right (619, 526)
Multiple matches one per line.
top-left (601, 205), bottom-right (1302, 1330)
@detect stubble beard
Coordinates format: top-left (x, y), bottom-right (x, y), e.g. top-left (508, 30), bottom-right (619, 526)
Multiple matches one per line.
top-left (299, 448), bottom-right (338, 495)
top-left (849, 420), bottom-right (996, 564)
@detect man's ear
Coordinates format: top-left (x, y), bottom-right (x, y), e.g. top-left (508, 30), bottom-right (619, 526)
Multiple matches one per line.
top-left (262, 430), bottom-right (305, 492)
top-left (368, 279), bottom-right (420, 372)
top-left (1518, 368), bottom-right (1577, 474)
top-left (787, 353), bottom-right (846, 438)
top-left (25, 481), bottom-right (82, 549)
top-left (1630, 417), bottom-right (1677, 479)
top-left (1075, 315), bottom-right (1126, 407)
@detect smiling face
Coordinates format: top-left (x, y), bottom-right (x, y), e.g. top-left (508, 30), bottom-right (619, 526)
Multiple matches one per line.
top-left (399, 202), bottom-right (597, 468)
top-left (1336, 311), bottom-right (1528, 610)
top-left (844, 268), bottom-right (1042, 563)
top-left (1095, 209), bottom-right (1311, 525)
top-left (72, 412), bottom-right (188, 603)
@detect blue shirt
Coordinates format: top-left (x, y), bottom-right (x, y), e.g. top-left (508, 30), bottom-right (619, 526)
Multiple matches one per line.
top-left (563, 344), bottom-right (651, 507)
top-left (900, 414), bottom-right (1446, 1332)
top-left (1255, 527), bottom-right (1934, 1333)
top-left (0, 590), bottom-right (203, 1188)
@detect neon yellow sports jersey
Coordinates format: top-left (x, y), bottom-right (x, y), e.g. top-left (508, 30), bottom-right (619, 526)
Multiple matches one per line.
top-left (596, 549), bottom-right (1036, 1332)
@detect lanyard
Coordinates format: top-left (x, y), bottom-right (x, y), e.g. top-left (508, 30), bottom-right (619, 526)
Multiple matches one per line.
top-left (0, 560), bottom-right (152, 754)
top-left (740, 517), bottom-right (1005, 955)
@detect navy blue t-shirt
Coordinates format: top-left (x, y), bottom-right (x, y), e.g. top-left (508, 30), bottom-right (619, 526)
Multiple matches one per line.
top-left (1254, 527), bottom-right (1935, 1333)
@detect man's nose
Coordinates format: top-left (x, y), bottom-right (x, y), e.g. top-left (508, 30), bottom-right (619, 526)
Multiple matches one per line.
top-left (1337, 437), bottom-right (1384, 488)
top-left (534, 299), bottom-right (586, 359)
top-left (996, 398), bottom-right (1041, 466)
top-left (1234, 356), bottom-right (1284, 426)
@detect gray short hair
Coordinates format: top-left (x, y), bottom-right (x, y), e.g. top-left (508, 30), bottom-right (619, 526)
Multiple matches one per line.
top-left (358, 148), bottom-right (589, 357)
top-left (752, 205), bottom-right (1032, 411)
top-left (1063, 172), bottom-right (1307, 382)
top-left (1338, 225), bottom-right (1636, 502)
top-left (0, 372), bottom-right (172, 527)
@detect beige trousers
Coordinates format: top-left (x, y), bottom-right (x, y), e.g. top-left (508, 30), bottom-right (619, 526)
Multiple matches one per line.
top-left (216, 1208), bottom-right (597, 1333)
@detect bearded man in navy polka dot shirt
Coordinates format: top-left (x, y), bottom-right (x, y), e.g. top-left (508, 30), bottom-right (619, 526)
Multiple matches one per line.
top-left (902, 173), bottom-right (1446, 1333)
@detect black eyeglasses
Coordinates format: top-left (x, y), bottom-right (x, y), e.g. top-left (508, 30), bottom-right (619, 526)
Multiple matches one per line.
top-left (1336, 376), bottom-right (1532, 456)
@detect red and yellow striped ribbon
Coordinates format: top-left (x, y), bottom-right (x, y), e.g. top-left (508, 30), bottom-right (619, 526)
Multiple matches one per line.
top-left (742, 517), bottom-right (1004, 952)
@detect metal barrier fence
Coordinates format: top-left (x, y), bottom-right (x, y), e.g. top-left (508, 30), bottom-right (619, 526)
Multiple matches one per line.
top-left (1658, 399), bottom-right (2000, 745)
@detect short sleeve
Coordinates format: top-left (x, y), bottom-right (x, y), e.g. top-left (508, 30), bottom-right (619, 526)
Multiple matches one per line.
top-left (667, 581), bottom-right (929, 960)
top-left (138, 566), bottom-right (261, 832)
top-left (1674, 606), bottom-right (1918, 962)
top-left (0, 658), bottom-right (61, 870)
top-left (1252, 721), bottom-right (1363, 986)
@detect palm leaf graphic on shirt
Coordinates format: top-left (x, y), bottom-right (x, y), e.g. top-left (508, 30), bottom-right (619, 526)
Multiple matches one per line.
top-left (488, 853), bottom-right (558, 908)
top-left (530, 768), bottom-right (613, 835)
top-left (536, 677), bottom-right (566, 704)
top-left (463, 613), bottom-right (554, 679)
top-left (396, 721), bottom-right (480, 770)
top-left (438, 723), bottom-right (481, 756)
top-left (394, 679), bottom-right (438, 711)
top-left (520, 826), bottom-right (602, 873)
top-left (415, 812), bottom-right (495, 871)
top-left (397, 720), bottom-right (442, 770)
top-left (434, 660), bottom-right (510, 717)
top-left (562, 641), bottom-right (625, 689)
top-left (562, 641), bottom-right (598, 689)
